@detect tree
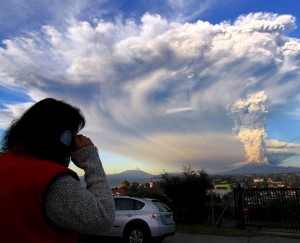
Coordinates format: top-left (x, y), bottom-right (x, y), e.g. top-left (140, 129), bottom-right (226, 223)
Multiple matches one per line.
top-left (159, 165), bottom-right (212, 224)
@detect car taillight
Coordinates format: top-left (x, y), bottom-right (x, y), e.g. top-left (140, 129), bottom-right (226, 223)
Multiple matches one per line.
top-left (150, 213), bottom-right (173, 224)
top-left (150, 214), bottom-right (159, 219)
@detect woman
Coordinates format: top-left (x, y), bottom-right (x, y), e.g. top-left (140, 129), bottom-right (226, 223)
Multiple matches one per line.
top-left (0, 98), bottom-right (115, 242)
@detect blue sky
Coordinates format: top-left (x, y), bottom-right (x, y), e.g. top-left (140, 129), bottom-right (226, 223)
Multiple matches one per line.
top-left (1, 0), bottom-right (300, 175)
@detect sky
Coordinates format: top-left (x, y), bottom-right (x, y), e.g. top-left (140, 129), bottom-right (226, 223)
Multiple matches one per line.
top-left (1, 0), bottom-right (300, 175)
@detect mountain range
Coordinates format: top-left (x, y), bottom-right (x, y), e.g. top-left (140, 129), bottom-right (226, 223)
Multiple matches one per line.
top-left (220, 162), bottom-right (300, 175)
top-left (79, 164), bottom-right (300, 188)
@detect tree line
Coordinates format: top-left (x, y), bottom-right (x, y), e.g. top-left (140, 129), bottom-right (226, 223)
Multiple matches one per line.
top-left (124, 165), bottom-right (212, 224)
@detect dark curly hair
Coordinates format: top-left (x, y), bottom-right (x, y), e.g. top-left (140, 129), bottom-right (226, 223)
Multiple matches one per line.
top-left (1, 98), bottom-right (85, 166)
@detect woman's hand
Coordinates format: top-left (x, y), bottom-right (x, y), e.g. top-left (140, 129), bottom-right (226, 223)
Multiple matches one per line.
top-left (74, 134), bottom-right (94, 150)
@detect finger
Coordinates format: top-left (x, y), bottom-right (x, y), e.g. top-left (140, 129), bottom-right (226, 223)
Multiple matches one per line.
top-left (74, 135), bottom-right (85, 147)
top-left (76, 134), bottom-right (86, 143)
top-left (74, 134), bottom-right (82, 143)
top-left (84, 137), bottom-right (94, 146)
top-left (75, 134), bottom-right (94, 147)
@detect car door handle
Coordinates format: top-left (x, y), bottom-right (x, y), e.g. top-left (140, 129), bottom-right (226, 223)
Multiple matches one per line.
top-left (127, 214), bottom-right (133, 217)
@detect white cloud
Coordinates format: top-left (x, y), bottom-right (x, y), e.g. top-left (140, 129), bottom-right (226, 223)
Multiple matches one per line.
top-left (0, 102), bottom-right (33, 130)
top-left (166, 0), bottom-right (220, 22)
top-left (1, 12), bottom-right (300, 172)
top-left (266, 139), bottom-right (300, 165)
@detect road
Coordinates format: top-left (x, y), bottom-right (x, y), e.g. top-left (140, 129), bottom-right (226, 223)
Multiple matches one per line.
top-left (163, 233), bottom-right (300, 243)
top-left (78, 232), bottom-right (300, 243)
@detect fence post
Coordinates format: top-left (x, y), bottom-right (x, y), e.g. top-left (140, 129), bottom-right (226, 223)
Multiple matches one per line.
top-left (210, 189), bottom-right (215, 226)
top-left (234, 184), bottom-right (245, 229)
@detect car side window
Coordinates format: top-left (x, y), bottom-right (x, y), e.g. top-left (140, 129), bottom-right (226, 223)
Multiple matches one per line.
top-left (115, 198), bottom-right (135, 210)
top-left (135, 200), bottom-right (145, 210)
top-left (114, 198), bottom-right (145, 210)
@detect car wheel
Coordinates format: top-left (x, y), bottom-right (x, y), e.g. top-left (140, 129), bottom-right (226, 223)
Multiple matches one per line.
top-left (125, 225), bottom-right (149, 243)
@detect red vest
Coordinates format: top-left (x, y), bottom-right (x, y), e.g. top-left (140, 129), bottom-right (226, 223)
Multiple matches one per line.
top-left (0, 151), bottom-right (79, 243)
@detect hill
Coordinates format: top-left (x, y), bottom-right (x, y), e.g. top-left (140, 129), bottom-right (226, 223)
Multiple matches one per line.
top-left (221, 163), bottom-right (300, 175)
top-left (79, 167), bottom-right (181, 188)
top-left (107, 167), bottom-right (154, 187)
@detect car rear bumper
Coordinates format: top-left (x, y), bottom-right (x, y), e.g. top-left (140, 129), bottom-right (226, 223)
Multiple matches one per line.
top-left (150, 224), bottom-right (176, 238)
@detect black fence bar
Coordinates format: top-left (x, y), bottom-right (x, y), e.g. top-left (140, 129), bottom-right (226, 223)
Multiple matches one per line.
top-left (233, 187), bottom-right (300, 231)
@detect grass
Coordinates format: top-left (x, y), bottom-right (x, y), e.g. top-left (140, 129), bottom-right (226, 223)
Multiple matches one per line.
top-left (176, 223), bottom-right (259, 237)
top-left (175, 223), bottom-right (300, 239)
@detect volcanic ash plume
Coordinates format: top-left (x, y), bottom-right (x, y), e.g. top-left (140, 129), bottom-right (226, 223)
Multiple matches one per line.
top-left (230, 91), bottom-right (268, 164)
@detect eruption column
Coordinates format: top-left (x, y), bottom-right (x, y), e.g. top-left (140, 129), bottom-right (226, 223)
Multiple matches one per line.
top-left (230, 91), bottom-right (268, 164)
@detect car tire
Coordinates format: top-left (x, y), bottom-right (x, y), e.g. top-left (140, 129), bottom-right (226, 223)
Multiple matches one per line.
top-left (124, 224), bottom-right (149, 243)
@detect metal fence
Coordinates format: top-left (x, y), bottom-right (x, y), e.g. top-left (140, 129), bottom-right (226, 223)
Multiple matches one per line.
top-left (233, 187), bottom-right (300, 231)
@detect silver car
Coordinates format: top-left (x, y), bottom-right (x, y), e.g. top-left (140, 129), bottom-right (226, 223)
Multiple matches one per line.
top-left (91, 196), bottom-right (175, 243)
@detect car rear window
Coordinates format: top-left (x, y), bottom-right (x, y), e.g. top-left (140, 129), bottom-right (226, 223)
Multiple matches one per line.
top-left (151, 200), bottom-right (171, 212)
